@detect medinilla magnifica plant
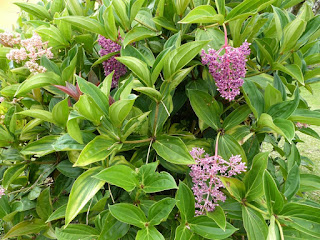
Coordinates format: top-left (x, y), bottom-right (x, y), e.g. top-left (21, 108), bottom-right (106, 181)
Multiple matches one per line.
top-left (1, 0), bottom-right (320, 239)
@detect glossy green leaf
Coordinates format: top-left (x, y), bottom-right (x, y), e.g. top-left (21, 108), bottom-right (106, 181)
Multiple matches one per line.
top-left (215, 0), bottom-right (225, 16)
top-left (280, 18), bottom-right (306, 53)
top-left (3, 219), bottom-right (47, 239)
top-left (122, 111), bottom-right (150, 140)
top-left (179, 6), bottom-right (223, 24)
top-left (267, 87), bottom-right (299, 119)
top-left (264, 84), bottom-right (282, 110)
top-left (143, 171), bottom-right (178, 193)
top-left (55, 224), bottom-right (99, 240)
top-left (18, 109), bottom-right (55, 124)
top-left (217, 134), bottom-right (247, 163)
top-left (14, 2), bottom-right (52, 20)
top-left (242, 206), bottom-right (268, 240)
top-left (263, 170), bottom-right (284, 214)
top-left (123, 26), bottom-right (161, 48)
top-left (116, 57), bottom-right (151, 86)
top-left (52, 98), bottom-right (69, 127)
top-left (77, 76), bottom-right (109, 115)
top-left (152, 135), bottom-right (195, 165)
top-left (109, 203), bottom-right (147, 228)
top-left (284, 164), bottom-right (300, 200)
top-left (74, 95), bottom-right (103, 125)
top-left (242, 80), bottom-right (264, 118)
top-left (57, 16), bottom-right (107, 36)
top-left (148, 198), bottom-right (176, 226)
top-left (94, 165), bottom-right (138, 192)
top-left (65, 0), bottom-right (83, 15)
top-left (134, 87), bottom-right (162, 102)
top-left (189, 216), bottom-right (237, 239)
top-left (288, 109), bottom-right (320, 126)
top-left (273, 63), bottom-right (304, 84)
top-left (99, 212), bottom-right (129, 240)
top-left (280, 202), bottom-right (320, 238)
top-left (20, 135), bottom-right (59, 156)
top-left (136, 227), bottom-right (165, 240)
top-left (36, 188), bottom-right (53, 221)
top-left (257, 113), bottom-right (294, 142)
top-left (175, 181), bottom-right (195, 222)
top-left (220, 176), bottom-right (245, 201)
top-left (112, 0), bottom-right (130, 30)
top-left (75, 136), bottom-right (120, 166)
top-left (103, 5), bottom-right (117, 41)
top-left (226, 0), bottom-right (274, 21)
top-left (164, 40), bottom-right (209, 79)
top-left (109, 94), bottom-right (137, 128)
top-left (299, 174), bottom-right (320, 192)
top-left (244, 152), bottom-right (269, 202)
top-left (35, 25), bottom-right (69, 48)
top-left (2, 164), bottom-right (26, 189)
top-left (188, 89), bottom-right (221, 130)
top-left (206, 206), bottom-right (226, 231)
top-left (223, 105), bottom-right (251, 131)
top-left (15, 72), bottom-right (61, 96)
top-left (65, 167), bottom-right (105, 226)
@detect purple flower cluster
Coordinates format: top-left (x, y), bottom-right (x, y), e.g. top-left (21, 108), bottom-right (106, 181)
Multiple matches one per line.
top-left (98, 36), bottom-right (127, 88)
top-left (296, 122), bottom-right (309, 129)
top-left (0, 185), bottom-right (5, 198)
top-left (189, 148), bottom-right (246, 215)
top-left (201, 41), bottom-right (251, 101)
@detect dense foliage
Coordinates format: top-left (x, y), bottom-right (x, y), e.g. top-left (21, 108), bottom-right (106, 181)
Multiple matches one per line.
top-left (1, 0), bottom-right (320, 239)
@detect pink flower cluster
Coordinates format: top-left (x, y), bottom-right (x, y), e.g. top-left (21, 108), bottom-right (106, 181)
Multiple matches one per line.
top-left (0, 185), bottom-right (5, 198)
top-left (6, 33), bottom-right (53, 74)
top-left (201, 41), bottom-right (251, 101)
top-left (189, 148), bottom-right (246, 215)
top-left (98, 36), bottom-right (127, 88)
top-left (0, 32), bottom-right (21, 47)
top-left (296, 122), bottom-right (309, 129)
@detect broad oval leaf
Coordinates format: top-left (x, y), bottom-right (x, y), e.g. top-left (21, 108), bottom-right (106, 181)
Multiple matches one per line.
top-left (55, 224), bottom-right (99, 240)
top-left (109, 203), bottom-right (147, 228)
top-left (175, 181), bottom-right (195, 222)
top-left (179, 6), bottom-right (224, 24)
top-left (75, 136), bottom-right (120, 167)
top-left (65, 167), bottom-right (105, 226)
top-left (94, 165), bottom-right (138, 192)
top-left (57, 16), bottom-right (107, 36)
top-left (123, 26), bottom-right (161, 48)
top-left (189, 215), bottom-right (237, 239)
top-left (116, 57), bottom-right (151, 86)
top-left (15, 72), bottom-right (61, 96)
top-left (152, 135), bottom-right (195, 165)
top-left (188, 89), bottom-right (221, 130)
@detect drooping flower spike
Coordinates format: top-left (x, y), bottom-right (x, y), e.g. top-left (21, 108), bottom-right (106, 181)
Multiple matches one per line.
top-left (201, 24), bottom-right (251, 101)
top-left (98, 36), bottom-right (127, 88)
top-left (189, 132), bottom-right (246, 215)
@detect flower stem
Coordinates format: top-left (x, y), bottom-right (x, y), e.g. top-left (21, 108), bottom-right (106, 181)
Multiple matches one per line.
top-left (276, 218), bottom-right (284, 240)
top-left (215, 131), bottom-right (221, 158)
top-left (222, 23), bottom-right (228, 49)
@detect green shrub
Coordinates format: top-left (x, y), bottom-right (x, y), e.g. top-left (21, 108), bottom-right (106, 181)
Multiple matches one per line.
top-left (1, 0), bottom-right (320, 239)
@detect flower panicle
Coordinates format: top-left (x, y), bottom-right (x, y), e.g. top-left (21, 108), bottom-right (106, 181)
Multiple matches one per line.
top-left (6, 33), bottom-right (53, 74)
top-left (189, 147), bottom-right (246, 215)
top-left (0, 32), bottom-right (21, 47)
top-left (201, 40), bottom-right (251, 101)
top-left (98, 35), bottom-right (127, 88)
